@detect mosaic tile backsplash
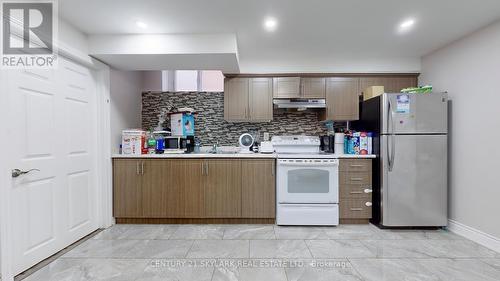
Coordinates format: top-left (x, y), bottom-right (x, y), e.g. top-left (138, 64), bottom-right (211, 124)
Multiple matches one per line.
top-left (142, 92), bottom-right (328, 146)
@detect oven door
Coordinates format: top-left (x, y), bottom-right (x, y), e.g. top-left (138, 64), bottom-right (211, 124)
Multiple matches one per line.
top-left (277, 159), bottom-right (339, 204)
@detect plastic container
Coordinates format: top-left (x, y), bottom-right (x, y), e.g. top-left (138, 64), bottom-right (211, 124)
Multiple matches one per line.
top-left (334, 133), bottom-right (345, 155)
top-left (359, 132), bottom-right (368, 155)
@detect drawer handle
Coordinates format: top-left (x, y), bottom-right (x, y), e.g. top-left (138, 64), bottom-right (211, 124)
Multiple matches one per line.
top-left (365, 202), bottom-right (372, 207)
top-left (364, 189), bottom-right (373, 193)
top-left (350, 177), bottom-right (364, 181)
top-left (350, 191), bottom-right (363, 194)
top-left (350, 208), bottom-right (363, 211)
top-left (349, 164), bottom-right (364, 167)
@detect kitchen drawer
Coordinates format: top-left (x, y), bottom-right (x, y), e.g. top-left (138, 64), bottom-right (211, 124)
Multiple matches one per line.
top-left (340, 184), bottom-right (373, 199)
top-left (340, 199), bottom-right (372, 219)
top-left (339, 159), bottom-right (372, 172)
top-left (277, 204), bottom-right (339, 226)
top-left (340, 172), bottom-right (371, 185)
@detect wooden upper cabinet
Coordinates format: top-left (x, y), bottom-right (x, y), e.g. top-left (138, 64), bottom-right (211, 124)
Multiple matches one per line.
top-left (204, 160), bottom-right (242, 218)
top-left (325, 77), bottom-right (360, 121)
top-left (113, 159), bottom-right (143, 218)
top-left (301, 77), bottom-right (326, 98)
top-left (224, 78), bottom-right (249, 121)
top-left (273, 77), bottom-right (301, 98)
top-left (225, 77), bottom-right (273, 122)
top-left (359, 76), bottom-right (418, 95)
top-left (241, 160), bottom-right (276, 218)
top-left (388, 76), bottom-right (418, 92)
top-left (249, 78), bottom-right (273, 121)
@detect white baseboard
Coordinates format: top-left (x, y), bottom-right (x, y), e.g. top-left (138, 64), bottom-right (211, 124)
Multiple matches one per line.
top-left (447, 219), bottom-right (500, 253)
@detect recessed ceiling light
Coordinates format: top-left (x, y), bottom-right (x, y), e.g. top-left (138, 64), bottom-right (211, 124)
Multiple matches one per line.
top-left (263, 17), bottom-right (278, 32)
top-left (398, 18), bottom-right (415, 33)
top-left (136, 21), bottom-right (148, 29)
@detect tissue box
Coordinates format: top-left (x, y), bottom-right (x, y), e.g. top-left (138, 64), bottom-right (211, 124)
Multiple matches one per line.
top-left (364, 86), bottom-right (384, 101)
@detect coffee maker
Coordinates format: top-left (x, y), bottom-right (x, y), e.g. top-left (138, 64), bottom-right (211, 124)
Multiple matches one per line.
top-left (320, 135), bottom-right (335, 153)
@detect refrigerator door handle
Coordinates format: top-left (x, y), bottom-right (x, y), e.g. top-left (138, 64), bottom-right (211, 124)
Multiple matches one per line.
top-left (387, 134), bottom-right (394, 171)
top-left (390, 134), bottom-right (396, 171)
top-left (387, 99), bottom-right (396, 171)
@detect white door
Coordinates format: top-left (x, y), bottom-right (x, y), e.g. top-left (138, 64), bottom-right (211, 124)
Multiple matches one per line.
top-left (7, 58), bottom-right (99, 274)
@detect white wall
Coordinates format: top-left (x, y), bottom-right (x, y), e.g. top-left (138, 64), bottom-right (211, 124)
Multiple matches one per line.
top-left (239, 56), bottom-right (421, 74)
top-left (110, 70), bottom-right (143, 153)
top-left (58, 19), bottom-right (93, 66)
top-left (142, 71), bottom-right (162, 92)
top-left (420, 20), bottom-right (500, 241)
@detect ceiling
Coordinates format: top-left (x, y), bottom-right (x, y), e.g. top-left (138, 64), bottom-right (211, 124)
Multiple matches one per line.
top-left (59, 0), bottom-right (500, 73)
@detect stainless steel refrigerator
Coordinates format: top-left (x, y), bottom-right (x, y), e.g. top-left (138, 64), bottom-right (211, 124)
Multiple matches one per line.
top-left (355, 93), bottom-right (448, 227)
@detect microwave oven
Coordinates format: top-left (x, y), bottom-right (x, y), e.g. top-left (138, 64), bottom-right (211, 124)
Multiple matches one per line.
top-left (165, 136), bottom-right (195, 152)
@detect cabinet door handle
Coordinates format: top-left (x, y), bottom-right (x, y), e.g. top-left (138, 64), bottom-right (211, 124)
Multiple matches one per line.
top-left (136, 162), bottom-right (140, 175)
top-left (350, 177), bottom-right (364, 181)
top-left (141, 162), bottom-right (144, 175)
top-left (206, 162), bottom-right (209, 175)
top-left (201, 162), bottom-right (204, 175)
top-left (272, 162), bottom-right (275, 176)
top-left (350, 208), bottom-right (363, 211)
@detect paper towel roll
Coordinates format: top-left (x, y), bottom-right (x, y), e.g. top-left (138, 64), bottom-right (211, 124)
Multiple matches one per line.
top-left (334, 133), bottom-right (345, 155)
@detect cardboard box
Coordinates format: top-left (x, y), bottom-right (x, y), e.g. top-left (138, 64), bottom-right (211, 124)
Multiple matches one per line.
top-left (364, 86), bottom-right (384, 101)
top-left (122, 129), bottom-right (145, 155)
top-left (170, 113), bottom-right (195, 136)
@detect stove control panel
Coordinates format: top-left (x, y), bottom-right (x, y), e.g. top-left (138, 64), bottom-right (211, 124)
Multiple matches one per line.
top-left (278, 159), bottom-right (339, 166)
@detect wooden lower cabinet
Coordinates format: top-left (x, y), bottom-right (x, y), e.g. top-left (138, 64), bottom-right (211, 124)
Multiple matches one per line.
top-left (339, 159), bottom-right (373, 224)
top-left (113, 159), bottom-right (143, 217)
top-left (142, 159), bottom-right (203, 218)
top-left (204, 160), bottom-right (242, 218)
top-left (113, 158), bottom-right (275, 221)
top-left (241, 160), bottom-right (276, 218)
top-left (181, 160), bottom-right (205, 218)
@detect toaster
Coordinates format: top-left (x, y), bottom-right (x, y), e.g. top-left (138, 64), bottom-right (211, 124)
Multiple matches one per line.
top-left (259, 141), bottom-right (274, 154)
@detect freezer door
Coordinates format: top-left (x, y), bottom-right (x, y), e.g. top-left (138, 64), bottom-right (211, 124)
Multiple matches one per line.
top-left (380, 134), bottom-right (447, 226)
top-left (381, 93), bottom-right (448, 134)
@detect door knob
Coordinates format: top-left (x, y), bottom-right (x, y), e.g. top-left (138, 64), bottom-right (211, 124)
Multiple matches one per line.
top-left (12, 169), bottom-right (40, 178)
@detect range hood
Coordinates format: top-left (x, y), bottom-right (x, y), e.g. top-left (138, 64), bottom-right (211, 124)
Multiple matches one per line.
top-left (273, 98), bottom-right (326, 109)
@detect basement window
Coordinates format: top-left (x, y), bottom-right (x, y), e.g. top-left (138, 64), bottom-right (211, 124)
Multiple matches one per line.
top-left (174, 70), bottom-right (199, 92)
top-left (164, 70), bottom-right (224, 92)
top-left (199, 70), bottom-right (224, 92)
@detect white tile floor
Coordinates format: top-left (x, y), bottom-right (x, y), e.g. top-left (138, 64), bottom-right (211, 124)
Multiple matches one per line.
top-left (22, 224), bottom-right (500, 281)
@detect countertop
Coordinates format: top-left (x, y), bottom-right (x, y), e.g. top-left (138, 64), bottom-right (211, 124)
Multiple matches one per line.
top-left (112, 153), bottom-right (278, 159)
top-left (112, 153), bottom-right (376, 159)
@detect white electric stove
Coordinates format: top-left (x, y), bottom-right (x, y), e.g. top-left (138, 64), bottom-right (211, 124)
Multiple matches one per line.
top-left (272, 136), bottom-right (339, 226)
